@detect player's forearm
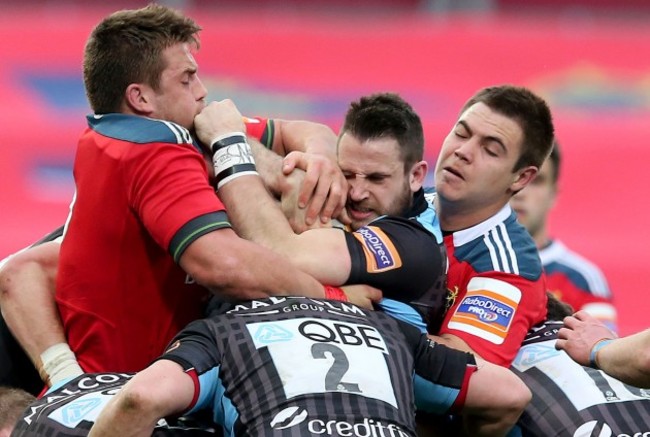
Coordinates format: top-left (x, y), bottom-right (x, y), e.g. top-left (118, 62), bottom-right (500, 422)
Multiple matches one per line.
top-left (460, 358), bottom-right (530, 437)
top-left (249, 139), bottom-right (286, 196)
top-left (90, 360), bottom-right (194, 437)
top-left (597, 330), bottom-right (650, 388)
top-left (273, 118), bottom-right (338, 158)
top-left (89, 396), bottom-right (159, 437)
top-left (0, 241), bottom-right (74, 383)
top-left (218, 173), bottom-right (297, 250)
top-left (217, 176), bottom-right (348, 286)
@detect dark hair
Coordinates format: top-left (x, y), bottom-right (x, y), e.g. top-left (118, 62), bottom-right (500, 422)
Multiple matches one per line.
top-left (340, 93), bottom-right (424, 172)
top-left (459, 85), bottom-right (555, 172)
top-left (547, 139), bottom-right (562, 184)
top-left (545, 291), bottom-right (574, 321)
top-left (83, 3), bottom-right (201, 113)
top-left (0, 386), bottom-right (35, 430)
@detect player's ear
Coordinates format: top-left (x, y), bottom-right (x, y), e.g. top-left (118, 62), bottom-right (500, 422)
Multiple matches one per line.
top-left (409, 160), bottom-right (428, 192)
top-left (124, 83), bottom-right (154, 114)
top-left (510, 166), bottom-right (537, 194)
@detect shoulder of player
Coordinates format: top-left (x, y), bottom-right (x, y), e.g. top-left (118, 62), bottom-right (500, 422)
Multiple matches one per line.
top-left (541, 240), bottom-right (610, 292)
top-left (450, 208), bottom-right (542, 280)
top-left (369, 215), bottom-right (438, 240)
top-left (87, 113), bottom-right (195, 147)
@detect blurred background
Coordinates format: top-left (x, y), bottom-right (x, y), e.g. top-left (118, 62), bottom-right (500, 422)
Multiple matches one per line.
top-left (0, 0), bottom-right (648, 335)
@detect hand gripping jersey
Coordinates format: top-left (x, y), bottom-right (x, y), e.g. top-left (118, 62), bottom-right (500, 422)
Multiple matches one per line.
top-left (423, 188), bottom-right (547, 366)
top-left (541, 239), bottom-right (617, 332)
top-left (12, 298), bottom-right (478, 437)
top-left (56, 114), bottom-right (231, 373)
top-left (510, 322), bottom-right (650, 437)
top-left (162, 297), bottom-right (477, 437)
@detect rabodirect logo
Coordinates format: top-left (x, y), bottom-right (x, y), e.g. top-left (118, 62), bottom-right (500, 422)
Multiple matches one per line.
top-left (270, 407), bottom-right (410, 436)
top-left (574, 420), bottom-right (650, 437)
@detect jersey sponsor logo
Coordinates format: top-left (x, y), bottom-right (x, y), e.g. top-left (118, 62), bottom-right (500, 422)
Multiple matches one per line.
top-left (231, 297), bottom-right (366, 318)
top-left (247, 318), bottom-right (397, 407)
top-left (299, 319), bottom-right (388, 352)
top-left (22, 373), bottom-right (132, 425)
top-left (353, 226), bottom-right (403, 273)
top-left (53, 398), bottom-right (103, 427)
top-left (574, 420), bottom-right (650, 437)
top-left (270, 407), bottom-right (410, 436)
top-left (270, 406), bottom-right (309, 429)
top-left (574, 421), bottom-right (613, 437)
top-left (253, 324), bottom-right (294, 344)
top-left (447, 277), bottom-right (521, 344)
top-left (250, 318), bottom-right (388, 352)
top-left (165, 340), bottom-right (182, 354)
top-left (512, 344), bottom-right (559, 369)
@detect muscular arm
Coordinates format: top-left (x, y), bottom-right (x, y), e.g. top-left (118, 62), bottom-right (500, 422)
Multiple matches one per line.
top-left (556, 310), bottom-right (650, 388)
top-left (195, 101), bottom-right (353, 286)
top-left (412, 323), bottom-right (529, 437)
top-left (179, 227), bottom-right (329, 299)
top-left (426, 332), bottom-right (478, 355)
top-left (595, 329), bottom-right (650, 388)
top-left (203, 173), bottom-right (353, 286)
top-left (270, 118), bottom-right (338, 160)
top-left (0, 240), bottom-right (73, 385)
top-left (252, 118), bottom-right (347, 226)
top-left (459, 357), bottom-right (530, 437)
top-left (89, 360), bottom-right (194, 437)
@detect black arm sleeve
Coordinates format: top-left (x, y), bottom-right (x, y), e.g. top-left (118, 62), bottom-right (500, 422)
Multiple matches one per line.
top-left (29, 225), bottom-right (65, 247)
top-left (157, 319), bottom-right (223, 376)
top-left (344, 216), bottom-right (447, 304)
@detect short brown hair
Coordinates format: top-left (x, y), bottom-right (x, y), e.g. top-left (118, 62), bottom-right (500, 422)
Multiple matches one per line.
top-left (460, 85), bottom-right (555, 173)
top-left (83, 3), bottom-right (201, 113)
top-left (341, 93), bottom-right (424, 172)
top-left (0, 386), bottom-right (35, 431)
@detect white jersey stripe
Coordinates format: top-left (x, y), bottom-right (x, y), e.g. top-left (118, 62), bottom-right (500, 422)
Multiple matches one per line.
top-left (499, 222), bottom-right (519, 275)
top-left (160, 120), bottom-right (192, 145)
top-left (491, 227), bottom-right (512, 273)
top-left (484, 224), bottom-right (519, 274)
top-left (484, 232), bottom-right (501, 271)
top-left (161, 120), bottom-right (183, 143)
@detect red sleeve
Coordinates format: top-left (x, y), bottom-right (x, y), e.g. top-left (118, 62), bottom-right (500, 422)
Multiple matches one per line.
top-left (438, 272), bottom-right (548, 366)
top-left (449, 365), bottom-right (477, 414)
top-left (244, 116), bottom-right (273, 147)
top-left (124, 141), bottom-right (226, 250)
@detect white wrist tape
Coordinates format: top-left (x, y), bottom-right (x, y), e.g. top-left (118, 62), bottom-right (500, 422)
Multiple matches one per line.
top-left (40, 343), bottom-right (84, 386)
top-left (210, 132), bottom-right (258, 189)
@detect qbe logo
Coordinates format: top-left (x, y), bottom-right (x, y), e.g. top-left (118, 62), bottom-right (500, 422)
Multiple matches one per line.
top-left (270, 407), bottom-right (410, 436)
top-left (573, 421), bottom-right (650, 437)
